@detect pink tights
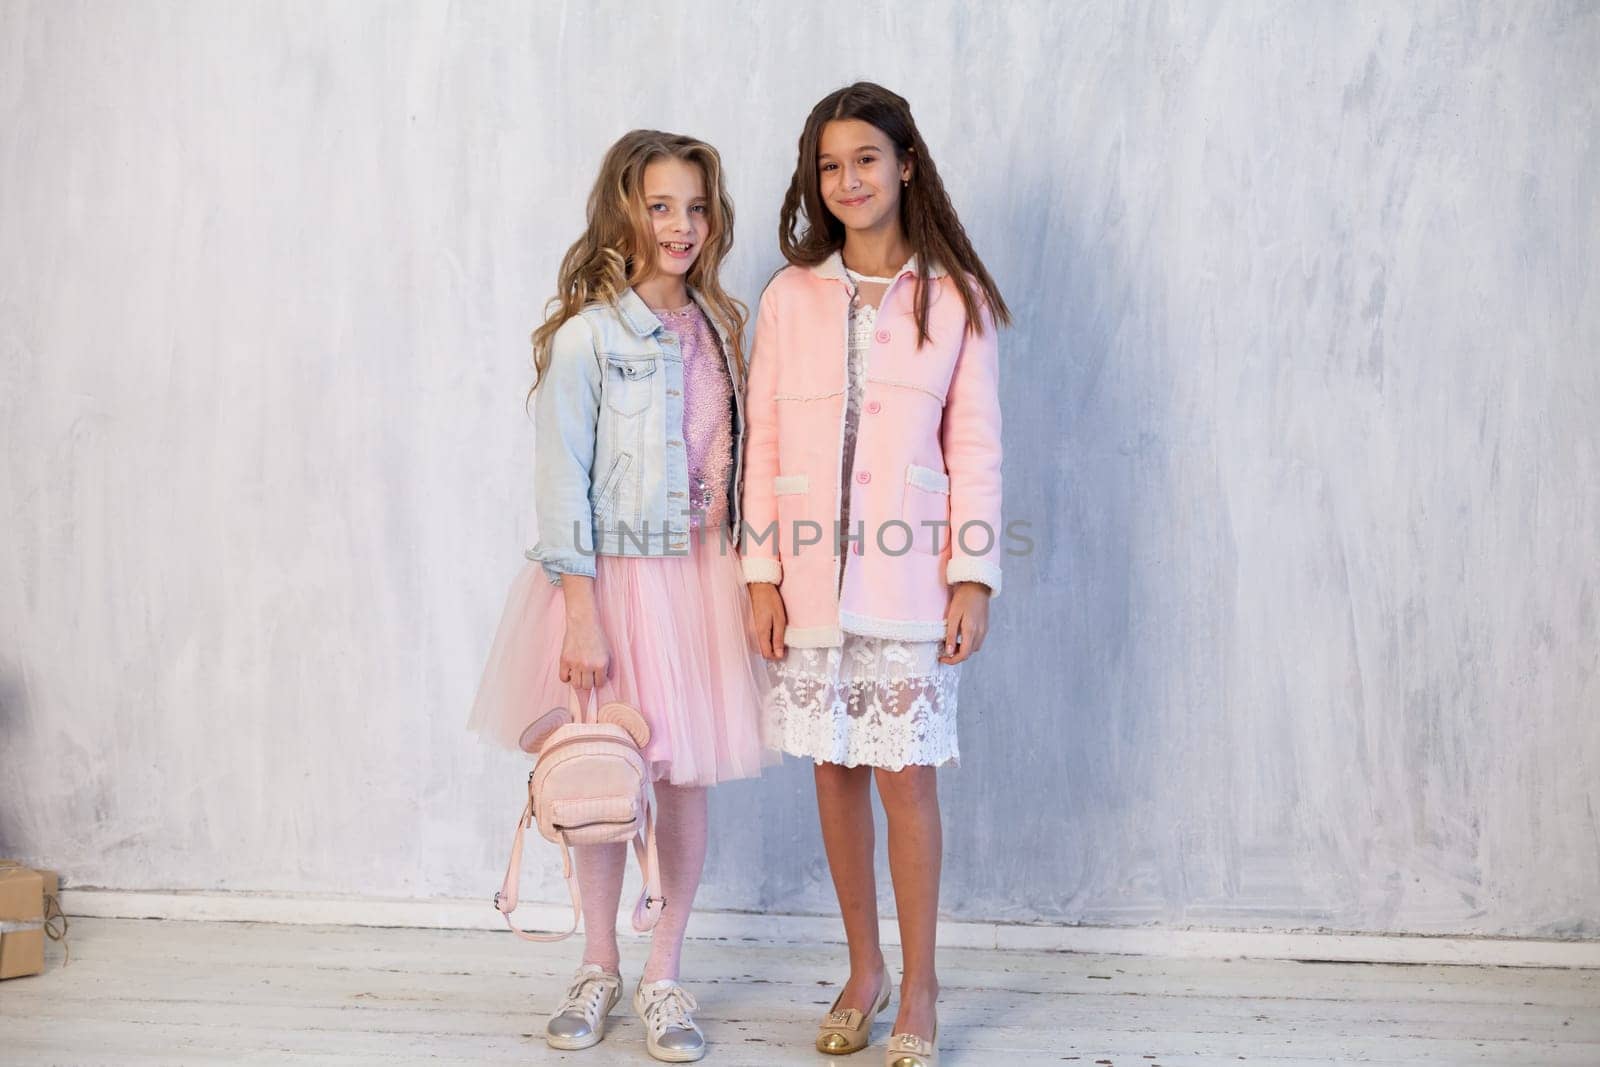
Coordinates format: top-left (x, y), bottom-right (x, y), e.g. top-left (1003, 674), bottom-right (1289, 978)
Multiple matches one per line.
top-left (573, 782), bottom-right (707, 983)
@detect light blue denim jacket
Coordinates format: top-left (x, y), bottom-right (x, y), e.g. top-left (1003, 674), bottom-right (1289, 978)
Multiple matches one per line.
top-left (525, 287), bottom-right (745, 585)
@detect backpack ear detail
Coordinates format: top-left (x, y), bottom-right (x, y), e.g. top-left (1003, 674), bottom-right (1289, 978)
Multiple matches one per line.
top-left (518, 707), bottom-right (572, 753)
top-left (597, 702), bottom-right (651, 748)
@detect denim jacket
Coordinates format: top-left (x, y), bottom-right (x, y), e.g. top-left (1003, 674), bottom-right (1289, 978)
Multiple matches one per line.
top-left (525, 287), bottom-right (746, 584)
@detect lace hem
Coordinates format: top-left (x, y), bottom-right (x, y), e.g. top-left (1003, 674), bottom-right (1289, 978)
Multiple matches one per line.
top-left (765, 639), bottom-right (960, 770)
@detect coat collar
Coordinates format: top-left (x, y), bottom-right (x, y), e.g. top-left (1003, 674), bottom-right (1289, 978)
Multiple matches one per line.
top-left (615, 287), bottom-right (663, 338)
top-left (686, 287), bottom-right (733, 347)
top-left (810, 250), bottom-right (948, 282)
top-left (614, 286), bottom-right (730, 346)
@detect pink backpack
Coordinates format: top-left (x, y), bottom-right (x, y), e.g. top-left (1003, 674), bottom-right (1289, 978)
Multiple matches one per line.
top-left (493, 690), bottom-right (663, 942)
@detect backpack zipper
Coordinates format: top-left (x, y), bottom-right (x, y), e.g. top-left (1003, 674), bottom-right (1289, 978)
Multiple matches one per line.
top-left (553, 816), bottom-right (637, 831)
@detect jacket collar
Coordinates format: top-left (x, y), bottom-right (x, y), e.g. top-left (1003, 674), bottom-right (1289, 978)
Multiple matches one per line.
top-left (615, 287), bottom-right (663, 338)
top-left (613, 285), bottom-right (730, 346)
top-left (686, 287), bottom-right (732, 347)
top-left (810, 250), bottom-right (948, 282)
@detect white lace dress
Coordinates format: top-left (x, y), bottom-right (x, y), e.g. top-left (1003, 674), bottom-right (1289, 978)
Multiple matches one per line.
top-left (764, 290), bottom-right (961, 771)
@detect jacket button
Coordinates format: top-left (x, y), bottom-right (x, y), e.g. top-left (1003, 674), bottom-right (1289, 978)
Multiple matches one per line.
top-left (874, 328), bottom-right (890, 344)
top-left (856, 471), bottom-right (871, 484)
top-left (865, 400), bottom-right (882, 415)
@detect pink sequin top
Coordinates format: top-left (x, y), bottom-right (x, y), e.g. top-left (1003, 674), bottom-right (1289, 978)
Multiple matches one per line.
top-left (652, 302), bottom-right (733, 530)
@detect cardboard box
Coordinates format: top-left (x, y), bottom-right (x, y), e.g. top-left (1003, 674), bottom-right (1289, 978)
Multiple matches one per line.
top-left (0, 860), bottom-right (60, 980)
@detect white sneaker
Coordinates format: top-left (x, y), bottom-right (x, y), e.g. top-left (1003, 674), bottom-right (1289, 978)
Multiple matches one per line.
top-left (633, 978), bottom-right (707, 1063)
top-left (545, 964), bottom-right (622, 1051)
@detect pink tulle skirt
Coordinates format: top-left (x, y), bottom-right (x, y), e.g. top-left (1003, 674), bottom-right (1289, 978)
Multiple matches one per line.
top-left (467, 527), bottom-right (775, 787)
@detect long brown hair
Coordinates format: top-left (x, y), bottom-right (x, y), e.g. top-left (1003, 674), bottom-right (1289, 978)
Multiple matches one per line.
top-left (530, 130), bottom-right (747, 397)
top-left (779, 82), bottom-right (1011, 345)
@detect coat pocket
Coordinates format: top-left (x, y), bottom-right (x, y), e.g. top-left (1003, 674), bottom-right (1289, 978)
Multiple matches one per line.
top-left (603, 355), bottom-right (658, 417)
top-left (902, 463), bottom-right (951, 554)
top-left (773, 473), bottom-right (817, 558)
top-left (592, 451), bottom-right (632, 516)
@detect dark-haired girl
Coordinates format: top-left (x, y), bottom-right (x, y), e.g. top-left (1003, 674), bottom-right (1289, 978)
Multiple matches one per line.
top-left (741, 83), bottom-right (1010, 1067)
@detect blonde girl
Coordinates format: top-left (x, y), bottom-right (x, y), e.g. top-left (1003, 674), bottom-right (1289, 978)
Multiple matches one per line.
top-left (470, 129), bottom-right (771, 1063)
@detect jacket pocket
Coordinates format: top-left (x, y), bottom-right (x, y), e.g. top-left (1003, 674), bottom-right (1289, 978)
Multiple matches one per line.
top-left (773, 473), bottom-right (814, 559)
top-left (593, 451), bottom-right (632, 516)
top-left (603, 355), bottom-right (658, 417)
top-left (902, 464), bottom-right (951, 554)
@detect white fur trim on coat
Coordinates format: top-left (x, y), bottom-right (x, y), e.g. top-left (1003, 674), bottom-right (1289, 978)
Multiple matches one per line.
top-left (809, 251), bottom-right (948, 281)
top-left (782, 624), bottom-right (845, 648)
top-left (837, 610), bottom-right (951, 643)
top-left (742, 556), bottom-right (782, 585)
top-left (945, 557), bottom-right (1003, 598)
top-left (905, 464), bottom-right (951, 494)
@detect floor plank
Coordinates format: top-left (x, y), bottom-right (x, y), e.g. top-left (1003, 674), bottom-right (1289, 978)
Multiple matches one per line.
top-left (0, 919), bottom-right (1595, 1065)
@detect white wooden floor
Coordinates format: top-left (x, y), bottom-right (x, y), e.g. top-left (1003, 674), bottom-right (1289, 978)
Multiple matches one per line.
top-left (1, 918), bottom-right (1596, 1066)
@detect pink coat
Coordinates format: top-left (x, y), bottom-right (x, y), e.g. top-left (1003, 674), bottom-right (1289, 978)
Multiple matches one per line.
top-left (740, 252), bottom-right (1003, 647)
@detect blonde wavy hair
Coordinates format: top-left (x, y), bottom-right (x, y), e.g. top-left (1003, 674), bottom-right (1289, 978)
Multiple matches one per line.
top-left (529, 130), bottom-right (747, 400)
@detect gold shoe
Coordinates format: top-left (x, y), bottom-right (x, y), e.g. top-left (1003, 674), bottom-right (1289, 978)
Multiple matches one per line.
top-left (885, 1024), bottom-right (937, 1067)
top-left (815, 965), bottom-right (893, 1055)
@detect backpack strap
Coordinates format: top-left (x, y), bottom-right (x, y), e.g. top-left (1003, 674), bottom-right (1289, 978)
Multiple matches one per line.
top-left (488, 688), bottom-right (593, 942)
top-left (629, 791), bottom-right (666, 932)
top-left (493, 790), bottom-right (582, 943)
top-left (493, 689), bottom-right (660, 941)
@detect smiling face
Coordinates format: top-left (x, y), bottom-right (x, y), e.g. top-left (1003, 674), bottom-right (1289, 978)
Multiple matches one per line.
top-left (817, 118), bottom-right (913, 234)
top-left (640, 157), bottom-right (710, 280)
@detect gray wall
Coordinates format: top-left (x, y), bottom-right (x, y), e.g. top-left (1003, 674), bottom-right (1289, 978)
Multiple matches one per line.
top-left (2, 1), bottom-right (1597, 938)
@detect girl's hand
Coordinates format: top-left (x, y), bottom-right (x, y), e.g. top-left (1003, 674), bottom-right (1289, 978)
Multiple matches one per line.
top-left (939, 581), bottom-right (992, 665)
top-left (748, 582), bottom-right (788, 660)
top-left (558, 575), bottom-right (610, 691)
top-left (561, 616), bottom-right (611, 692)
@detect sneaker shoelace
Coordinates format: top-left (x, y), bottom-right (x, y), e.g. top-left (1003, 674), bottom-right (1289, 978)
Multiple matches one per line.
top-left (556, 972), bottom-right (614, 1023)
top-left (640, 982), bottom-right (700, 1037)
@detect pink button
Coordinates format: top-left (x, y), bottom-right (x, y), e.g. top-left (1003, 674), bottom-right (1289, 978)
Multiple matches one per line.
top-left (865, 400), bottom-right (882, 414)
top-left (874, 328), bottom-right (890, 344)
top-left (856, 471), bottom-right (871, 484)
